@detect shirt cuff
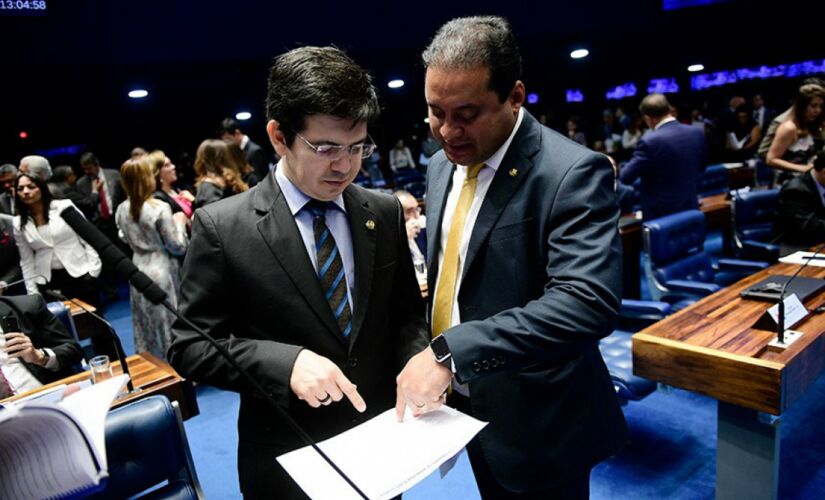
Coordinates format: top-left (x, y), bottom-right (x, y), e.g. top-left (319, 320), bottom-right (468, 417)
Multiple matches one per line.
top-left (43, 348), bottom-right (59, 370)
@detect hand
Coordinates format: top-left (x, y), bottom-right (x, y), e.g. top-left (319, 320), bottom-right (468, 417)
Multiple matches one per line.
top-left (180, 190), bottom-right (195, 202)
top-left (395, 347), bottom-right (452, 421)
top-left (172, 212), bottom-right (188, 226)
top-left (4, 332), bottom-right (45, 365)
top-left (290, 350), bottom-right (366, 412)
top-left (92, 178), bottom-right (103, 194)
top-left (405, 218), bottom-right (421, 241)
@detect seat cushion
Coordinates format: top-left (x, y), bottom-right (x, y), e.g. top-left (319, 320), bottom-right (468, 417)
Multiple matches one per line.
top-left (600, 330), bottom-right (656, 401)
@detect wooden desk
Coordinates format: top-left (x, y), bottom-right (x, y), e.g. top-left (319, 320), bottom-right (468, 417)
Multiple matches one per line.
top-left (633, 262), bottom-right (825, 499)
top-left (1, 352), bottom-right (199, 420)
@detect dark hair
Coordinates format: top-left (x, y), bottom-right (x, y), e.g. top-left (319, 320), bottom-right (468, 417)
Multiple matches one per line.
top-left (15, 173), bottom-right (52, 229)
top-left (792, 83), bottom-right (825, 133)
top-left (265, 46), bottom-right (380, 147)
top-left (0, 164), bottom-right (17, 176)
top-left (51, 165), bottom-right (75, 182)
top-left (422, 16), bottom-right (522, 103)
top-left (639, 93), bottom-right (672, 119)
top-left (219, 118), bottom-right (242, 136)
top-left (79, 151), bottom-right (99, 166)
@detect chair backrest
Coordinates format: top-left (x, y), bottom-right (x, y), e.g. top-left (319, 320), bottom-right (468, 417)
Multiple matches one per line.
top-left (732, 188), bottom-right (779, 247)
top-left (697, 164), bottom-right (729, 197)
top-left (92, 395), bottom-right (204, 499)
top-left (46, 301), bottom-right (78, 340)
top-left (643, 210), bottom-right (714, 285)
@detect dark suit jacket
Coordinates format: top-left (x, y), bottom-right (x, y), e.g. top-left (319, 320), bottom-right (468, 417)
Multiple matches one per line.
top-left (0, 192), bottom-right (13, 216)
top-left (773, 171), bottom-right (825, 248)
top-left (169, 175), bottom-right (427, 497)
top-left (0, 216), bottom-right (22, 292)
top-left (619, 119), bottom-right (706, 220)
top-left (244, 138), bottom-right (270, 181)
top-left (427, 110), bottom-right (626, 492)
top-left (0, 294), bottom-right (83, 385)
top-left (76, 168), bottom-right (126, 229)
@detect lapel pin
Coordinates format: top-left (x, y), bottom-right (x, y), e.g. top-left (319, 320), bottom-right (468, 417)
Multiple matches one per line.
top-left (365, 220), bottom-right (376, 230)
top-left (509, 168), bottom-right (518, 177)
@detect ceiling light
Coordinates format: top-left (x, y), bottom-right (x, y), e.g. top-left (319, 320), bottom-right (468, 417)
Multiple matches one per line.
top-left (688, 64), bottom-right (705, 72)
top-left (235, 111), bottom-right (252, 121)
top-left (570, 49), bottom-right (589, 59)
top-left (388, 79), bottom-right (405, 89)
top-left (128, 89), bottom-right (148, 99)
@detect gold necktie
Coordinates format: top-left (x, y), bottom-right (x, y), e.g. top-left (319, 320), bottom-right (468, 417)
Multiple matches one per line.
top-left (432, 163), bottom-right (485, 338)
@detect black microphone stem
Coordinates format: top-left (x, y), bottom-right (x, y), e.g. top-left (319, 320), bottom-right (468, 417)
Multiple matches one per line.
top-left (160, 300), bottom-right (369, 500)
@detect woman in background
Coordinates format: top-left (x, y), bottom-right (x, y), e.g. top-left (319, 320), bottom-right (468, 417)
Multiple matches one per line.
top-left (767, 84), bottom-right (825, 185)
top-left (13, 173), bottom-right (101, 306)
top-left (146, 150), bottom-right (194, 219)
top-left (116, 158), bottom-right (188, 359)
top-left (226, 142), bottom-right (259, 188)
top-left (193, 139), bottom-right (248, 208)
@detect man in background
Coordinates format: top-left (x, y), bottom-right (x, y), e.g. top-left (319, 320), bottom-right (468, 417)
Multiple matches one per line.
top-left (395, 16), bottom-right (626, 498)
top-left (220, 117), bottom-right (271, 181)
top-left (619, 93), bottom-right (706, 220)
top-left (773, 153), bottom-right (825, 255)
top-left (0, 164), bottom-right (17, 215)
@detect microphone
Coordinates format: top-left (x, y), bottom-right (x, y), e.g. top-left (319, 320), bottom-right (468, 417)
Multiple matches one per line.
top-left (776, 241), bottom-right (825, 344)
top-left (59, 205), bottom-right (368, 498)
top-left (59, 206), bottom-right (167, 304)
top-left (0, 274), bottom-right (43, 292)
top-left (43, 289), bottom-right (136, 394)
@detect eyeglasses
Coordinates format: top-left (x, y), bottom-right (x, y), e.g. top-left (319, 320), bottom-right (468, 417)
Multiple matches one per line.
top-left (294, 132), bottom-right (377, 161)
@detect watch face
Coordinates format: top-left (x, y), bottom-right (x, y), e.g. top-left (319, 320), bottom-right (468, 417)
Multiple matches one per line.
top-left (431, 335), bottom-right (450, 360)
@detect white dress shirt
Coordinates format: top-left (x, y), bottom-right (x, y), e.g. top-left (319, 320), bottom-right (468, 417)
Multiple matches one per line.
top-left (0, 324), bottom-right (58, 396)
top-left (435, 107), bottom-right (524, 329)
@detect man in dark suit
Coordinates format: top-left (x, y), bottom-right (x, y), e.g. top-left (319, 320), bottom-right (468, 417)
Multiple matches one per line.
top-left (0, 294), bottom-right (83, 399)
top-left (76, 152), bottom-right (125, 303)
top-left (169, 46), bottom-right (428, 499)
top-left (0, 164), bottom-right (17, 215)
top-left (395, 16), bottom-right (626, 498)
top-left (221, 117), bottom-right (271, 181)
top-left (773, 153), bottom-right (825, 255)
top-left (619, 93), bottom-right (706, 220)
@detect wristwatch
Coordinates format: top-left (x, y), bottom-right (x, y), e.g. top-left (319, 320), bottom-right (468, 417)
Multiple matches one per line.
top-left (38, 348), bottom-right (50, 366)
top-left (430, 335), bottom-right (452, 369)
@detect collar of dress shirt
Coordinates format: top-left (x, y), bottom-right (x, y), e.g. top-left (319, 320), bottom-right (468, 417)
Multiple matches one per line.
top-left (274, 159), bottom-right (346, 216)
top-left (241, 134), bottom-right (250, 150)
top-left (458, 107), bottom-right (524, 173)
top-left (654, 116), bottom-right (677, 131)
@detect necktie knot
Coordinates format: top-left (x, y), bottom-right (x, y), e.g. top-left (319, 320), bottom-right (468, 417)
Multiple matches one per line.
top-left (305, 199), bottom-right (331, 219)
top-left (466, 163), bottom-right (484, 181)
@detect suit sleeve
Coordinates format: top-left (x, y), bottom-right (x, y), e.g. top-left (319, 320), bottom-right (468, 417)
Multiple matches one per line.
top-left (778, 185), bottom-right (825, 241)
top-left (388, 199), bottom-right (429, 370)
top-left (445, 153), bottom-right (621, 383)
top-left (618, 138), bottom-right (652, 185)
top-left (168, 209), bottom-right (303, 405)
top-left (27, 295), bottom-right (83, 369)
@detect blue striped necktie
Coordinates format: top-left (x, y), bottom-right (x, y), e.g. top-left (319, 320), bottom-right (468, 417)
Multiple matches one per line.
top-left (306, 200), bottom-right (352, 338)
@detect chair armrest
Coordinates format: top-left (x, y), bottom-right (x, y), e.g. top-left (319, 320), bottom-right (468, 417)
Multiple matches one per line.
top-left (663, 279), bottom-right (721, 296)
top-left (620, 299), bottom-right (672, 320)
top-left (717, 258), bottom-right (770, 273)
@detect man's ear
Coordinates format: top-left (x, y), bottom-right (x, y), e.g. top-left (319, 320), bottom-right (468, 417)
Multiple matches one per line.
top-left (267, 120), bottom-right (289, 157)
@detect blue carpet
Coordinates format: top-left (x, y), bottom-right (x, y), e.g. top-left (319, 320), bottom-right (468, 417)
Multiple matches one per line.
top-left (102, 269), bottom-right (825, 499)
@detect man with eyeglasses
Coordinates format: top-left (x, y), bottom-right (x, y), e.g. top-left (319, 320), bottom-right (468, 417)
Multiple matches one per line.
top-left (170, 46), bottom-right (428, 500)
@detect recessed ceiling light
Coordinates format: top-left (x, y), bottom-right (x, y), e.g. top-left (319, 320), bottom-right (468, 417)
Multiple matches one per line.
top-left (235, 111), bottom-right (252, 121)
top-left (570, 49), bottom-right (589, 59)
top-left (128, 89), bottom-right (148, 99)
top-left (687, 64), bottom-right (705, 72)
top-left (388, 79), bottom-right (405, 89)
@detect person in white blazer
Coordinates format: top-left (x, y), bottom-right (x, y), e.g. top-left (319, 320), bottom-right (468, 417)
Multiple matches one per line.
top-left (13, 173), bottom-right (102, 307)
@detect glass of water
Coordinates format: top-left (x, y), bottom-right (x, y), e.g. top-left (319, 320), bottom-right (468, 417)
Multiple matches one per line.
top-left (89, 355), bottom-right (113, 384)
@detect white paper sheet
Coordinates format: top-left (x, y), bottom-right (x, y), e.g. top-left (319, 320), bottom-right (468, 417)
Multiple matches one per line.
top-left (779, 251), bottom-right (825, 268)
top-left (277, 406), bottom-right (486, 500)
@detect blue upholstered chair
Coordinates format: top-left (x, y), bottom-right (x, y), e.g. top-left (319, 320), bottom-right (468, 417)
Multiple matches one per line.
top-left (697, 164), bottom-right (729, 197)
top-left (753, 158), bottom-right (775, 187)
top-left (731, 188), bottom-right (780, 263)
top-left (643, 210), bottom-right (769, 306)
top-left (92, 395), bottom-right (204, 499)
top-left (46, 300), bottom-right (91, 367)
top-left (600, 299), bottom-right (671, 404)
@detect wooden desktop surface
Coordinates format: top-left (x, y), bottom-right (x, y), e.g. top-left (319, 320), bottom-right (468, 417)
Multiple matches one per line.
top-left (633, 261), bottom-right (825, 415)
top-left (1, 352), bottom-right (199, 420)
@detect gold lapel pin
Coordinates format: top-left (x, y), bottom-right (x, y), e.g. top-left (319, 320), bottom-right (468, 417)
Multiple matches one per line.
top-left (365, 220), bottom-right (376, 230)
top-left (509, 168), bottom-right (518, 177)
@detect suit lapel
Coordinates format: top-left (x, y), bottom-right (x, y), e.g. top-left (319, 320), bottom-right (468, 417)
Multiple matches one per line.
top-left (425, 159), bottom-right (454, 285)
top-left (462, 112), bottom-right (541, 278)
top-left (343, 187), bottom-right (376, 351)
top-left (253, 176), bottom-right (346, 346)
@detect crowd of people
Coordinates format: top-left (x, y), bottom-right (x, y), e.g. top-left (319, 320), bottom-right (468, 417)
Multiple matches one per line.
top-left (2, 13), bottom-right (825, 499)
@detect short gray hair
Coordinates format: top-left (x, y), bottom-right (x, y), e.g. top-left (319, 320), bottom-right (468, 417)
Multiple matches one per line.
top-left (0, 164), bottom-right (17, 176)
top-left (20, 155), bottom-right (52, 181)
top-left (422, 16), bottom-right (522, 103)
